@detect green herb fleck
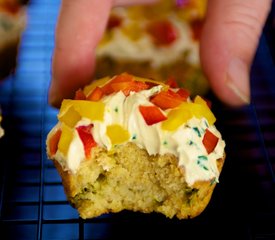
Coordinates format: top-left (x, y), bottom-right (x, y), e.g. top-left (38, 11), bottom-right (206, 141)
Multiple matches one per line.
top-left (198, 155), bottom-right (207, 161)
top-left (188, 140), bottom-right (194, 146)
top-left (202, 165), bottom-right (208, 170)
top-left (114, 107), bottom-right (119, 113)
top-left (193, 127), bottom-right (201, 137)
top-left (131, 134), bottom-right (137, 140)
top-left (163, 140), bottom-right (168, 146)
top-left (204, 120), bottom-right (209, 128)
top-left (197, 159), bottom-right (209, 171)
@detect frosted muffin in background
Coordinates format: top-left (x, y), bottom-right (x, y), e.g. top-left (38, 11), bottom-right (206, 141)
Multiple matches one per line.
top-left (0, 0), bottom-right (27, 80)
top-left (0, 109), bottom-right (4, 138)
top-left (95, 0), bottom-right (209, 97)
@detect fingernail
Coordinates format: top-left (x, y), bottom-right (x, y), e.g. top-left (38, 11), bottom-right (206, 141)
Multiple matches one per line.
top-left (226, 58), bottom-right (250, 105)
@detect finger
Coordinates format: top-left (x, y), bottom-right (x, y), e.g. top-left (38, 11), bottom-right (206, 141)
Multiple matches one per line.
top-left (49, 0), bottom-right (158, 108)
top-left (49, 0), bottom-right (113, 108)
top-left (200, 0), bottom-right (272, 107)
top-left (114, 0), bottom-right (158, 6)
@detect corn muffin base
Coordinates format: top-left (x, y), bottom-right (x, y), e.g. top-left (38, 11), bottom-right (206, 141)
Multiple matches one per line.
top-left (52, 142), bottom-right (225, 219)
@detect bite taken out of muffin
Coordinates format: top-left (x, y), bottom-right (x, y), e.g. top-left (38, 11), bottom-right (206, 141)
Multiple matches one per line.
top-left (47, 73), bottom-right (226, 219)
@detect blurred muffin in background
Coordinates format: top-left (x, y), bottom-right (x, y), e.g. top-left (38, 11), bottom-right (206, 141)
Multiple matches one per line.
top-left (95, 0), bottom-right (209, 97)
top-left (0, 108), bottom-right (4, 138)
top-left (0, 0), bottom-right (27, 80)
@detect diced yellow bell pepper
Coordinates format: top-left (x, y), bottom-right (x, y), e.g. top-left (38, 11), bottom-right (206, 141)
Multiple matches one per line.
top-left (193, 0), bottom-right (207, 19)
top-left (59, 99), bottom-right (105, 122)
top-left (177, 102), bottom-right (215, 125)
top-left (162, 107), bottom-right (192, 131)
top-left (98, 32), bottom-right (112, 47)
top-left (127, 6), bottom-right (143, 20)
top-left (194, 95), bottom-right (207, 106)
top-left (106, 124), bottom-right (130, 145)
top-left (192, 97), bottom-right (216, 125)
top-left (58, 123), bottom-right (74, 156)
top-left (59, 99), bottom-right (74, 117)
top-left (122, 23), bottom-right (142, 41)
top-left (73, 100), bottom-right (105, 121)
top-left (162, 99), bottom-right (216, 131)
top-left (58, 106), bottom-right (81, 128)
top-left (177, 0), bottom-right (207, 21)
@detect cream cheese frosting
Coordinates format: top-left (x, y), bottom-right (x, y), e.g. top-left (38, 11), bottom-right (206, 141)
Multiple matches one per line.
top-left (47, 84), bottom-right (225, 186)
top-left (96, 13), bottom-right (199, 68)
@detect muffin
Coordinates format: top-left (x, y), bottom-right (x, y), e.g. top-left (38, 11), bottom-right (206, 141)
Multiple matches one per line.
top-left (0, 113), bottom-right (4, 138)
top-left (95, 0), bottom-right (209, 97)
top-left (46, 73), bottom-right (226, 219)
top-left (0, 0), bottom-right (27, 80)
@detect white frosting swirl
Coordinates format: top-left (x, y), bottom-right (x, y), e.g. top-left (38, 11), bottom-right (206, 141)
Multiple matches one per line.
top-left (49, 86), bottom-right (225, 186)
top-left (96, 13), bottom-right (199, 67)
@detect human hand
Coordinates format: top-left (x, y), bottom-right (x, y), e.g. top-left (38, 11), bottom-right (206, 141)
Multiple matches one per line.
top-left (48, 0), bottom-right (158, 108)
top-left (48, 0), bottom-right (272, 108)
top-left (200, 0), bottom-right (272, 106)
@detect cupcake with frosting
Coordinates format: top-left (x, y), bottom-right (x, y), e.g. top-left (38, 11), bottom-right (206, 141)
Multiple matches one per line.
top-left (47, 73), bottom-right (226, 219)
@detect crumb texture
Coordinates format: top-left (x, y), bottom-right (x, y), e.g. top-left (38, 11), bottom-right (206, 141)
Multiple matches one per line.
top-left (54, 143), bottom-right (224, 219)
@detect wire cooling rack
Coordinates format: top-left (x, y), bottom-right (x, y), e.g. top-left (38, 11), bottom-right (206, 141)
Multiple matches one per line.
top-left (0, 0), bottom-right (274, 239)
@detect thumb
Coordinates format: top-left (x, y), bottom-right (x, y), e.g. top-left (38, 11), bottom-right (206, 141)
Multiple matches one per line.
top-left (200, 0), bottom-right (272, 106)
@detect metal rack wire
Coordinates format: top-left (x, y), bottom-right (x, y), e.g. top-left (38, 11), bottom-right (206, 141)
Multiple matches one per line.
top-left (0, 0), bottom-right (274, 239)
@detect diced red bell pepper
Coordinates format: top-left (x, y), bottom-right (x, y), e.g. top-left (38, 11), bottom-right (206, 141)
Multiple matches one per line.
top-left (111, 72), bottom-right (134, 83)
top-left (202, 129), bottom-right (219, 154)
top-left (76, 124), bottom-right (97, 158)
top-left (139, 105), bottom-right (167, 126)
top-left (87, 86), bottom-right (104, 101)
top-left (49, 129), bottom-right (62, 155)
top-left (191, 19), bottom-right (204, 41)
top-left (101, 73), bottom-right (149, 96)
top-left (101, 73), bottom-right (134, 95)
top-left (147, 19), bottom-right (178, 46)
top-left (2, 1), bottom-right (20, 14)
top-left (166, 77), bottom-right (178, 88)
top-left (74, 89), bottom-right (86, 100)
top-left (101, 82), bottom-right (114, 95)
top-left (176, 88), bottom-right (190, 100)
top-left (202, 97), bottom-right (212, 109)
top-left (107, 14), bottom-right (122, 29)
top-left (150, 89), bottom-right (189, 110)
top-left (111, 81), bottom-right (149, 96)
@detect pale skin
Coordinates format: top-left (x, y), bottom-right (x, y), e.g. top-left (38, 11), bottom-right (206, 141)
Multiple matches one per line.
top-left (48, 0), bottom-right (272, 108)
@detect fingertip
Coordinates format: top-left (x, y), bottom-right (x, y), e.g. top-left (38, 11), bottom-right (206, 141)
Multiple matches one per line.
top-left (200, 0), bottom-right (271, 107)
top-left (49, 50), bottom-right (96, 108)
top-left (49, 0), bottom-right (113, 108)
top-left (48, 78), bottom-right (61, 109)
top-left (200, 29), bottom-right (251, 107)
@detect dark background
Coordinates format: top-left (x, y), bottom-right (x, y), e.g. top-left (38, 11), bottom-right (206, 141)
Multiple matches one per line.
top-left (0, 0), bottom-right (274, 239)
